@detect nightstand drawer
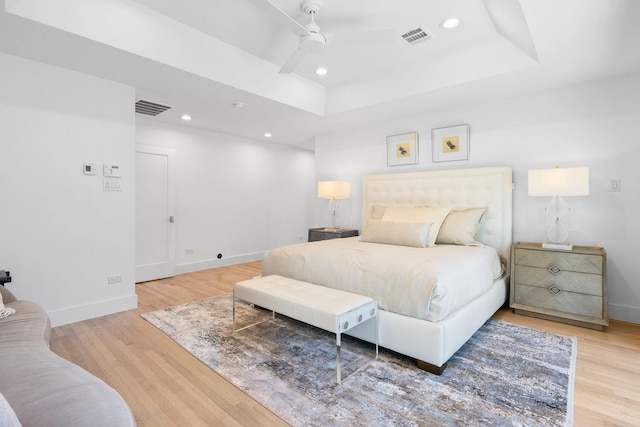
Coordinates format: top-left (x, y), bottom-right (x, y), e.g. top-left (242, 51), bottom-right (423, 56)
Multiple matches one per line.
top-left (514, 284), bottom-right (603, 319)
top-left (513, 265), bottom-right (603, 296)
top-left (514, 248), bottom-right (602, 274)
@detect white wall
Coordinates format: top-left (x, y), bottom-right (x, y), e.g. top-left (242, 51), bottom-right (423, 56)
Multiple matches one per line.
top-left (136, 119), bottom-right (316, 273)
top-left (315, 72), bottom-right (640, 324)
top-left (0, 53), bottom-right (137, 326)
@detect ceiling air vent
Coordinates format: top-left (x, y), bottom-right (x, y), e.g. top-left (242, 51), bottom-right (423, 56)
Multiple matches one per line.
top-left (135, 99), bottom-right (172, 116)
top-left (400, 26), bottom-right (433, 46)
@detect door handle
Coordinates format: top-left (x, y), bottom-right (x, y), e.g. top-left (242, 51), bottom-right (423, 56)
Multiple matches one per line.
top-left (168, 216), bottom-right (175, 223)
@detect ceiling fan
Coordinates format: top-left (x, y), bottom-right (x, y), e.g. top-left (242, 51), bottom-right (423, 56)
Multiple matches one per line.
top-left (248, 0), bottom-right (397, 74)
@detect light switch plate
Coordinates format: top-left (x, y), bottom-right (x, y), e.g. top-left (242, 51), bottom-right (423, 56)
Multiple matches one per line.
top-left (103, 179), bottom-right (122, 191)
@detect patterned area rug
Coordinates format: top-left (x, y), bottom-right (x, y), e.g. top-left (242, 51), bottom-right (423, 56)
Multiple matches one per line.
top-left (142, 294), bottom-right (576, 426)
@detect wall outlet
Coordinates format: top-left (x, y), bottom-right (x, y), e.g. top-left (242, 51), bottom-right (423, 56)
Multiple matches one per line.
top-left (186, 248), bottom-right (194, 254)
top-left (609, 178), bottom-right (621, 192)
top-left (107, 275), bottom-right (122, 285)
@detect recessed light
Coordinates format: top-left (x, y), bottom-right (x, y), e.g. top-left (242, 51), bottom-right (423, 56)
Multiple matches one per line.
top-left (315, 67), bottom-right (328, 76)
top-left (180, 114), bottom-right (192, 121)
top-left (264, 132), bottom-right (272, 138)
top-left (233, 101), bottom-right (245, 108)
top-left (440, 17), bottom-right (461, 29)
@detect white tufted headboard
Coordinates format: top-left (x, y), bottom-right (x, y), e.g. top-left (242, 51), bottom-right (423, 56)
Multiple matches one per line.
top-left (362, 166), bottom-right (513, 267)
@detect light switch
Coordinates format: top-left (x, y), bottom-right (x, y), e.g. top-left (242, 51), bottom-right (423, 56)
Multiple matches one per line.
top-left (103, 179), bottom-right (122, 191)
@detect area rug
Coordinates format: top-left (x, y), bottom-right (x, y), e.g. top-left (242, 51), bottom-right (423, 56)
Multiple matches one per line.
top-left (142, 294), bottom-right (576, 426)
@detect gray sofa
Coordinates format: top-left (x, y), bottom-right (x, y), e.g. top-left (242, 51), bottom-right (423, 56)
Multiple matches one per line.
top-left (0, 286), bottom-right (136, 426)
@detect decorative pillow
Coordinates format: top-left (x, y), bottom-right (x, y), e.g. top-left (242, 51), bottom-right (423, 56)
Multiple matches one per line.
top-left (0, 290), bottom-right (16, 320)
top-left (0, 391), bottom-right (21, 427)
top-left (361, 220), bottom-right (432, 248)
top-left (436, 207), bottom-right (488, 246)
top-left (370, 205), bottom-right (388, 220)
top-left (382, 206), bottom-right (451, 247)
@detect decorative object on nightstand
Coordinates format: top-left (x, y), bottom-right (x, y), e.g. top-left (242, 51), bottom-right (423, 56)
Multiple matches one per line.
top-left (510, 241), bottom-right (608, 330)
top-left (308, 228), bottom-right (358, 242)
top-left (317, 180), bottom-right (350, 230)
top-left (528, 166), bottom-right (589, 251)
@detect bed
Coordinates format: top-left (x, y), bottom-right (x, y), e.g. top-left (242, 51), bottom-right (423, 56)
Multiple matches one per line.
top-left (262, 166), bottom-right (513, 374)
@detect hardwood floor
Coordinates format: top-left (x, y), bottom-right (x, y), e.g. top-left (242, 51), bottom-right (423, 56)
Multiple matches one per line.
top-left (50, 262), bottom-right (640, 426)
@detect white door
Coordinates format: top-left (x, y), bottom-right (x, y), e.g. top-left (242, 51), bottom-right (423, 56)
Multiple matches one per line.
top-left (135, 145), bottom-right (176, 282)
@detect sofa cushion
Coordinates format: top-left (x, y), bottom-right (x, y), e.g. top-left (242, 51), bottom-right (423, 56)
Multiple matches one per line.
top-left (0, 347), bottom-right (136, 427)
top-left (0, 301), bottom-right (51, 348)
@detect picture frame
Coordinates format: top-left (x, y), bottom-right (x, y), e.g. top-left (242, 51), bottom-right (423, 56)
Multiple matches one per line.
top-left (431, 124), bottom-right (470, 162)
top-left (386, 132), bottom-right (418, 166)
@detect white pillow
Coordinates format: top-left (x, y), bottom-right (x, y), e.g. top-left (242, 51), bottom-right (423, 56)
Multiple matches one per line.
top-left (0, 392), bottom-right (21, 427)
top-left (361, 220), bottom-right (432, 248)
top-left (382, 206), bottom-right (451, 247)
top-left (436, 207), bottom-right (487, 246)
top-left (370, 205), bottom-right (388, 220)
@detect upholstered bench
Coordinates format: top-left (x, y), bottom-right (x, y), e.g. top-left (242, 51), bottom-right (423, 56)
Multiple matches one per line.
top-left (233, 275), bottom-right (378, 384)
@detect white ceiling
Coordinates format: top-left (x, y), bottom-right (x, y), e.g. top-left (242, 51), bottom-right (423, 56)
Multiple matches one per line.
top-left (1, 0), bottom-right (640, 150)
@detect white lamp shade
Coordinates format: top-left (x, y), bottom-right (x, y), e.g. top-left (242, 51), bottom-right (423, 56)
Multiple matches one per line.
top-left (528, 167), bottom-right (589, 196)
top-left (318, 181), bottom-right (350, 200)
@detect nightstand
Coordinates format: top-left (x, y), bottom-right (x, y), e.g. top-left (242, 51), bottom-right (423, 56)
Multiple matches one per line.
top-left (308, 228), bottom-right (358, 242)
top-left (510, 242), bottom-right (608, 330)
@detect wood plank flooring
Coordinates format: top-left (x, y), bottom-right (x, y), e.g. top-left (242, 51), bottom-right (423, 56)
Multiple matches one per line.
top-left (50, 262), bottom-right (640, 426)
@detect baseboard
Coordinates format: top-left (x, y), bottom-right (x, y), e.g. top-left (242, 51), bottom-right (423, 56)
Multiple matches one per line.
top-left (48, 294), bottom-right (138, 327)
top-left (608, 303), bottom-right (640, 324)
top-left (176, 252), bottom-right (265, 275)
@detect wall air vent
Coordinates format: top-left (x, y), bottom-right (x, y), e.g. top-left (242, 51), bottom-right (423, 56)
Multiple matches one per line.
top-left (135, 99), bottom-right (173, 116)
top-left (400, 26), bottom-right (433, 46)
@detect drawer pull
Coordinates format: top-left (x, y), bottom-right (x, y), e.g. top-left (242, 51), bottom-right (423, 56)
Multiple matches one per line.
top-left (548, 264), bottom-right (561, 274)
top-left (548, 285), bottom-right (562, 295)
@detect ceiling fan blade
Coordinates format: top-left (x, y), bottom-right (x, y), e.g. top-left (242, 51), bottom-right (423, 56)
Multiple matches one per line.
top-left (247, 0), bottom-right (309, 36)
top-left (326, 29), bottom-right (397, 46)
top-left (279, 49), bottom-right (307, 74)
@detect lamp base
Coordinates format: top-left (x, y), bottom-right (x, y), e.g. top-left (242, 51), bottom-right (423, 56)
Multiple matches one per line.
top-left (542, 242), bottom-right (573, 251)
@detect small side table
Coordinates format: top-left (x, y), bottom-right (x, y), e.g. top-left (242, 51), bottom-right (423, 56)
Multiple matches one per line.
top-left (308, 228), bottom-right (358, 242)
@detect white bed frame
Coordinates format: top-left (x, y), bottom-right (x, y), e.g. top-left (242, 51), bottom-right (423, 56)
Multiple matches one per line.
top-left (347, 166), bottom-right (513, 374)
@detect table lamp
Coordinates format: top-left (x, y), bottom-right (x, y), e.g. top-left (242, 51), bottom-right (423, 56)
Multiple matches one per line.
top-left (318, 181), bottom-right (350, 231)
top-left (528, 166), bottom-right (589, 250)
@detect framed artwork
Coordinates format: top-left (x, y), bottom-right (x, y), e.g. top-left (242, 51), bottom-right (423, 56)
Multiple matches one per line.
top-left (431, 124), bottom-right (470, 162)
top-left (387, 132), bottom-right (418, 166)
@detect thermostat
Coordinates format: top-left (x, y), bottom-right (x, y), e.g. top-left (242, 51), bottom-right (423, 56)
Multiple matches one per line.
top-left (83, 163), bottom-right (97, 175)
top-left (103, 164), bottom-right (121, 177)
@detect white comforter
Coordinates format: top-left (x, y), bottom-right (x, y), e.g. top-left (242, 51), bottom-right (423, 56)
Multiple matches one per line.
top-left (261, 237), bottom-right (503, 322)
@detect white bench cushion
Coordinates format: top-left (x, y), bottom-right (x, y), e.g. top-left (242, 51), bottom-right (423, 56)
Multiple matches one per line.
top-left (234, 275), bottom-right (376, 334)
